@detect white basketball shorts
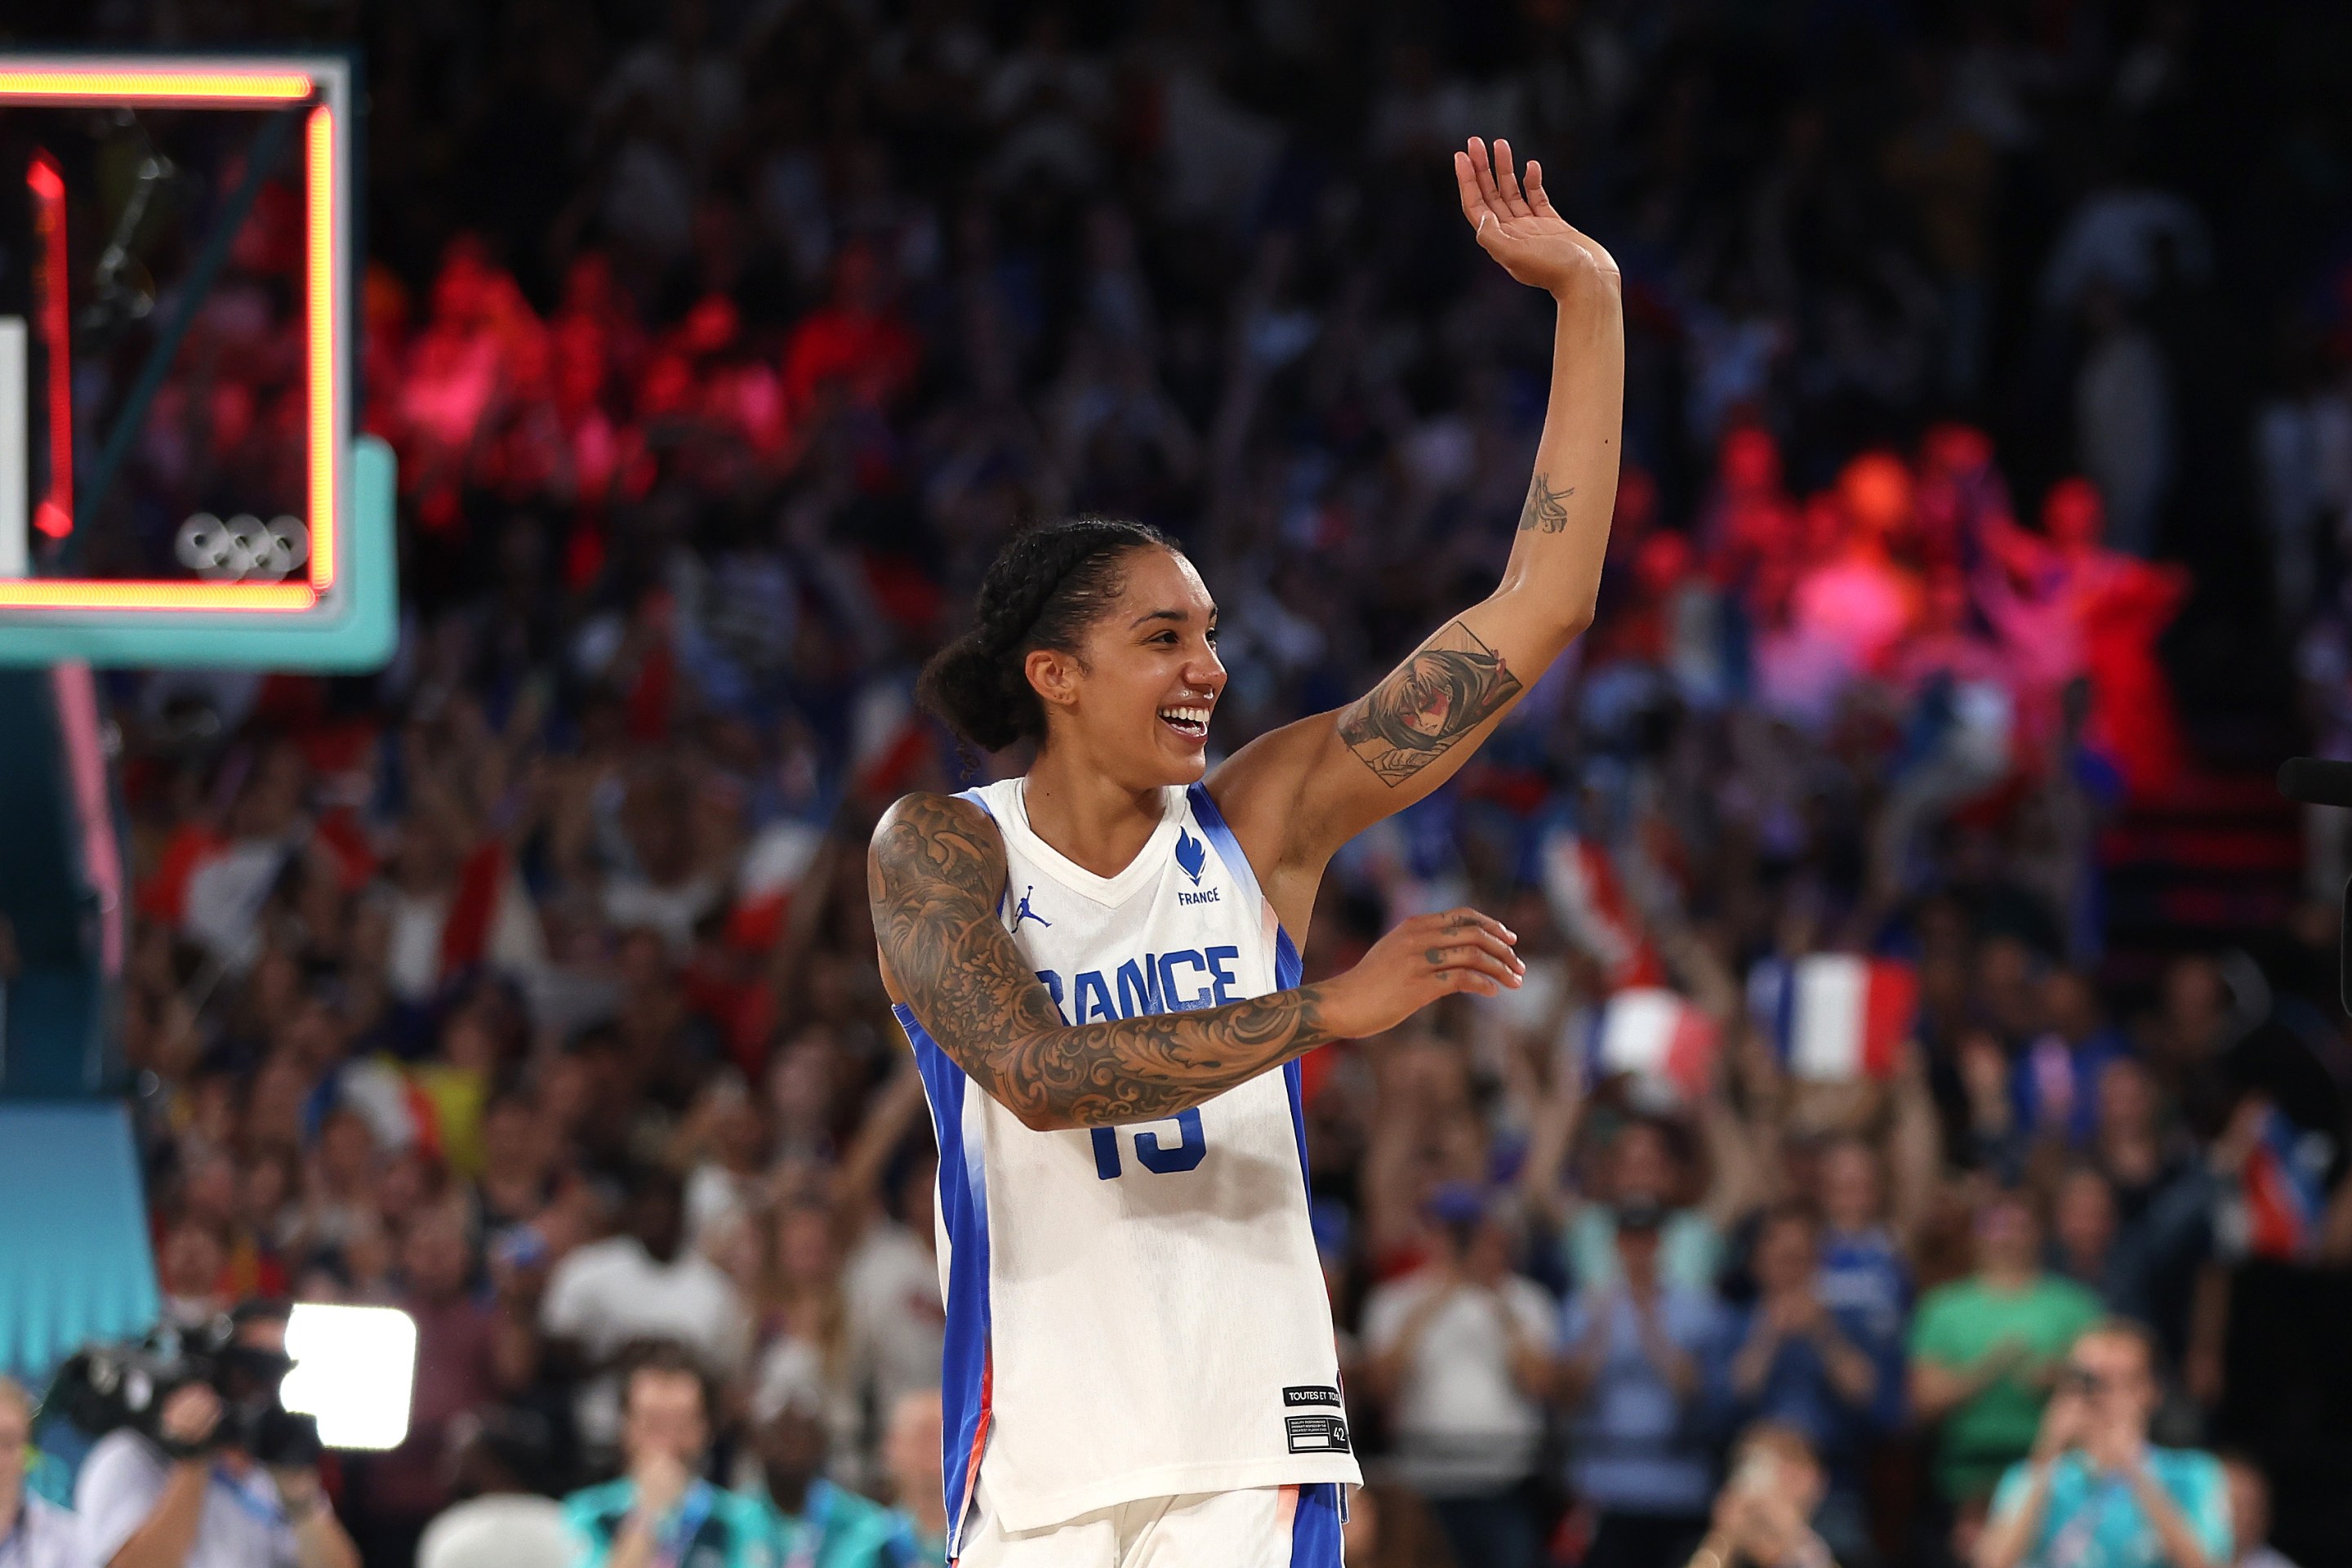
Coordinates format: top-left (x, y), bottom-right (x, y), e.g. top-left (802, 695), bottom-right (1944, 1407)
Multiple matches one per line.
top-left (953, 1476), bottom-right (1345, 1568)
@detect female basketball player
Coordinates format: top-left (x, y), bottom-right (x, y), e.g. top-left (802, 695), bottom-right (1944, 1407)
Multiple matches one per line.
top-left (869, 139), bottom-right (1623, 1567)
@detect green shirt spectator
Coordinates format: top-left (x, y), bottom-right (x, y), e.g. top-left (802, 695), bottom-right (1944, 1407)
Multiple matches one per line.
top-left (1909, 1190), bottom-right (2104, 1503)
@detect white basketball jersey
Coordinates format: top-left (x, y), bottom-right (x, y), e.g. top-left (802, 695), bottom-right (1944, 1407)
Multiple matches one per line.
top-left (898, 777), bottom-right (1360, 1548)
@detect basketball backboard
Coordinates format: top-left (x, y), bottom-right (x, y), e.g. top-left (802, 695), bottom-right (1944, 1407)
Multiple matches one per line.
top-left (0, 54), bottom-right (394, 669)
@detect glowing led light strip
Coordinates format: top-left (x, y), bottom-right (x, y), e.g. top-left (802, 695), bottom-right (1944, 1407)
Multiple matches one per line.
top-left (0, 579), bottom-right (316, 611)
top-left (306, 104), bottom-right (337, 592)
top-left (0, 68), bottom-right (314, 105)
top-left (0, 63), bottom-right (346, 617)
top-left (27, 150), bottom-right (70, 541)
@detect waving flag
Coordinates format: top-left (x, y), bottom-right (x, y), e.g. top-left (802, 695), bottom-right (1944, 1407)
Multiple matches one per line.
top-left (1588, 987), bottom-right (1718, 1101)
top-left (2242, 1107), bottom-right (2330, 1261)
top-left (1748, 954), bottom-right (1917, 1080)
top-left (728, 817), bottom-right (826, 951)
top-left (1540, 828), bottom-right (1667, 992)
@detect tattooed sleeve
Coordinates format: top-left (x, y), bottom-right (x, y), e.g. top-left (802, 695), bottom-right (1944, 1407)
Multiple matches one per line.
top-left (1336, 620), bottom-right (1525, 786)
top-left (869, 793), bottom-right (1337, 1127)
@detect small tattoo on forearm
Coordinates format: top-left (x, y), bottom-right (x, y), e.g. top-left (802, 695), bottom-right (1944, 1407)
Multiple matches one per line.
top-left (1338, 620), bottom-right (1524, 786)
top-left (1518, 472), bottom-right (1575, 532)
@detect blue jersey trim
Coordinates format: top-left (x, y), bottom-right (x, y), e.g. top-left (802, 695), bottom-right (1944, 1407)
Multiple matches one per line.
top-left (901, 1006), bottom-right (991, 1554)
top-left (1197, 785), bottom-right (1312, 1196)
top-left (1184, 782), bottom-right (1264, 911)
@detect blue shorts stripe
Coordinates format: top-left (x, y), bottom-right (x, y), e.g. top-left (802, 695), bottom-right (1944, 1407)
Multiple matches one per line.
top-left (1290, 1482), bottom-right (1345, 1567)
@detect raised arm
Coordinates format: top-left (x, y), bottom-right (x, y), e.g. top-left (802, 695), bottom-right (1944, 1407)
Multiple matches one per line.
top-left (868, 792), bottom-right (1523, 1130)
top-left (1213, 138), bottom-right (1624, 899)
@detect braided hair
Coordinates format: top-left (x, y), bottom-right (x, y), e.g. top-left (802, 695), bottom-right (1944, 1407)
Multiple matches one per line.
top-left (917, 518), bottom-right (1175, 752)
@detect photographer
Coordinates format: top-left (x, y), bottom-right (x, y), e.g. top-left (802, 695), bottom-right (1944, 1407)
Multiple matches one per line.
top-left (1973, 1321), bottom-right (2230, 1568)
top-left (73, 1306), bottom-right (359, 1568)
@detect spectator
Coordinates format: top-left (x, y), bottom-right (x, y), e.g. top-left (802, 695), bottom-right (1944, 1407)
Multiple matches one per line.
top-left (879, 1390), bottom-right (947, 1566)
top-left (415, 1414), bottom-right (570, 1568)
top-left (1557, 1197), bottom-right (1724, 1568)
top-left (1976, 1320), bottom-right (2230, 1568)
top-left (1360, 1183), bottom-right (1555, 1568)
top-left (1911, 1189), bottom-right (2105, 1508)
top-left (1814, 1137), bottom-right (1914, 1348)
top-left (1716, 1205), bottom-right (1900, 1562)
top-left (75, 1304), bottom-right (360, 1568)
top-left (0, 1375), bottom-right (87, 1568)
top-left (1682, 1422), bottom-right (1842, 1568)
top-left (539, 1169), bottom-right (751, 1453)
top-left (559, 1343), bottom-right (768, 1568)
top-left (743, 1351), bottom-right (915, 1567)
top-left (2010, 972), bottom-right (2134, 1148)
top-left (2218, 1454), bottom-right (2297, 1568)
top-left (2050, 1165), bottom-right (2132, 1314)
top-left (1548, 1114), bottom-right (1745, 1295)
top-left (350, 1202), bottom-right (515, 1567)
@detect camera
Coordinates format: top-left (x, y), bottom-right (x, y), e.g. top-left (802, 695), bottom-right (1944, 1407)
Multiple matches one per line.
top-left (42, 1312), bottom-right (321, 1466)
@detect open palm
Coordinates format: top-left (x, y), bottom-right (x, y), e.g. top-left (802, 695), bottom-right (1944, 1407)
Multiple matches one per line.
top-left (1454, 136), bottom-right (1620, 297)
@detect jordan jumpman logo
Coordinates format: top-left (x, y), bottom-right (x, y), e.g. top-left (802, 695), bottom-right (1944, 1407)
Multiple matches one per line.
top-left (1012, 885), bottom-right (1052, 930)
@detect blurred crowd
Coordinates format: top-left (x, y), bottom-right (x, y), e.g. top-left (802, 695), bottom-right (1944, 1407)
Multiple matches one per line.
top-left (37, 0), bottom-right (2352, 1565)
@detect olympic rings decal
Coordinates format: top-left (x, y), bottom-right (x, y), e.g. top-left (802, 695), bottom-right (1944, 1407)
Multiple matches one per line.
top-left (175, 513), bottom-right (310, 581)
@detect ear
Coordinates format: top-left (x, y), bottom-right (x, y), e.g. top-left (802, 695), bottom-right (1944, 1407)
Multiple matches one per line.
top-left (1025, 647), bottom-right (1083, 712)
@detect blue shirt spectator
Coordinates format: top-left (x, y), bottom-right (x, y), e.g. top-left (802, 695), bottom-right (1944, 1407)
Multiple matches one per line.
top-left (1717, 1207), bottom-right (1904, 1484)
top-left (1558, 1199), bottom-right (1723, 1558)
top-left (2008, 972), bottom-right (2135, 1147)
top-left (1814, 1138), bottom-right (1914, 1348)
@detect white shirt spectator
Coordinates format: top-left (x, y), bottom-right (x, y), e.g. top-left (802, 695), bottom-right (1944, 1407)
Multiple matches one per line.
top-left (1361, 1273), bottom-right (1557, 1496)
top-left (76, 1430), bottom-right (297, 1568)
top-left (843, 1221), bottom-right (947, 1432)
top-left (2, 1490), bottom-right (91, 1568)
top-left (416, 1494), bottom-right (571, 1568)
top-left (539, 1235), bottom-right (751, 1446)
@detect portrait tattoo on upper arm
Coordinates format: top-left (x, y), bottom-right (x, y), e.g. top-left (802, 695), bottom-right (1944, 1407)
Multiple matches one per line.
top-left (1518, 471), bottom-right (1575, 532)
top-left (1337, 620), bottom-right (1524, 786)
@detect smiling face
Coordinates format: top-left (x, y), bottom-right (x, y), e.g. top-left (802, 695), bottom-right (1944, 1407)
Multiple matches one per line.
top-left (1027, 546), bottom-right (1227, 786)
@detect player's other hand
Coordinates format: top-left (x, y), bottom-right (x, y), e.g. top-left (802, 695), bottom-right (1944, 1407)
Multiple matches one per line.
top-left (1454, 137), bottom-right (1619, 300)
top-left (1321, 906), bottom-right (1522, 1038)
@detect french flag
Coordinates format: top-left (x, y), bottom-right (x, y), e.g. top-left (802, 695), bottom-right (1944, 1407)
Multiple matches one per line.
top-left (727, 817), bottom-right (826, 951)
top-left (2242, 1107), bottom-right (2327, 1260)
top-left (1749, 955), bottom-right (1918, 1081)
top-left (1588, 988), bottom-right (1718, 1101)
top-left (1540, 828), bottom-right (1667, 993)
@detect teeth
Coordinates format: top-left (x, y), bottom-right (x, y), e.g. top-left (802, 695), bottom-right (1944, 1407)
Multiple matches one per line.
top-left (1159, 706), bottom-right (1209, 727)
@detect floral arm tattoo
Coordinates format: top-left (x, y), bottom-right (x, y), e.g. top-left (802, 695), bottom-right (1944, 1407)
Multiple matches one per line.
top-left (869, 793), bottom-right (1336, 1127)
top-left (1336, 619), bottom-right (1526, 786)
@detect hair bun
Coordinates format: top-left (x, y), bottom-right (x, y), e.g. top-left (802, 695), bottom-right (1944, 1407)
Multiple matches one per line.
top-left (917, 519), bottom-right (1173, 753)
